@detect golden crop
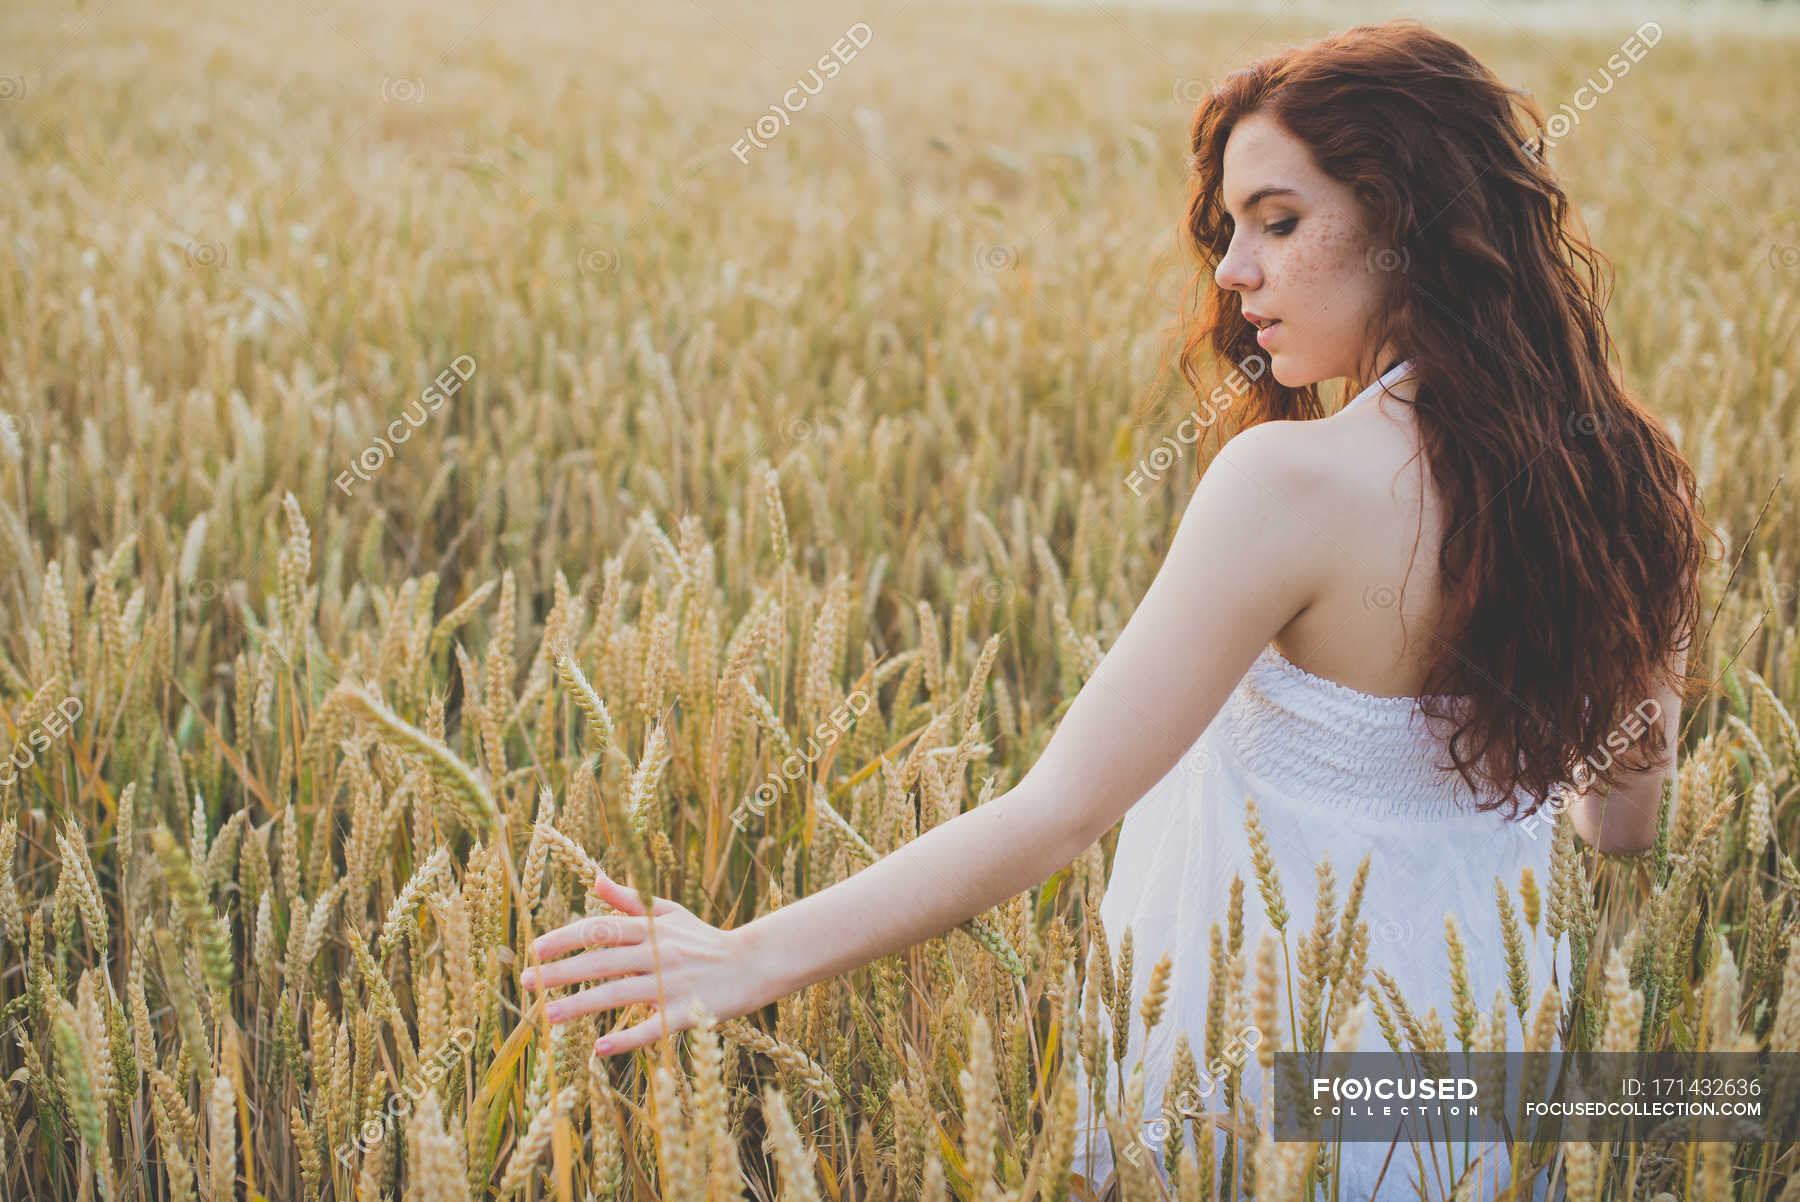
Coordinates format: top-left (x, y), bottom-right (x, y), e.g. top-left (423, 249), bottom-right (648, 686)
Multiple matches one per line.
top-left (1, 1), bottom-right (1797, 1199)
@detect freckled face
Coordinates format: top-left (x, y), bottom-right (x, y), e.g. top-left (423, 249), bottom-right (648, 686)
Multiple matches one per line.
top-left (1213, 111), bottom-right (1393, 390)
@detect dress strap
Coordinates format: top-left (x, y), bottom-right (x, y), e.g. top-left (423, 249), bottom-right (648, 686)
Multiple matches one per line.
top-left (1342, 358), bottom-right (1415, 413)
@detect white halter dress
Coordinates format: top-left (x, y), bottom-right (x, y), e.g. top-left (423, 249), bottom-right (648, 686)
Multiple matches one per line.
top-left (1069, 361), bottom-right (1570, 1200)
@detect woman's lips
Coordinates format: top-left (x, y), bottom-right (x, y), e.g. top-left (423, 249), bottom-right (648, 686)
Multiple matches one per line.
top-left (1255, 319), bottom-right (1282, 347)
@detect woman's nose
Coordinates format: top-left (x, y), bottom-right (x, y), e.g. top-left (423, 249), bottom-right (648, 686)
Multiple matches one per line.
top-left (1215, 241), bottom-right (1258, 293)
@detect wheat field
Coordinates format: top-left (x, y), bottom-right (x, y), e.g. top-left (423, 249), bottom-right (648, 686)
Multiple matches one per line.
top-left (2, 0), bottom-right (1799, 1199)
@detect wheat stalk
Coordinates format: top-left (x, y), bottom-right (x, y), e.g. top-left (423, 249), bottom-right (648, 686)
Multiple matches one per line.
top-left (209, 1073), bottom-right (235, 1202)
top-left (1243, 797), bottom-right (1290, 931)
top-left (333, 681), bottom-right (497, 828)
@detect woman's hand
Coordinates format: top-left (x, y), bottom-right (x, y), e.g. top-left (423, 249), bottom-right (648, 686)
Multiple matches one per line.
top-left (521, 870), bottom-right (769, 1057)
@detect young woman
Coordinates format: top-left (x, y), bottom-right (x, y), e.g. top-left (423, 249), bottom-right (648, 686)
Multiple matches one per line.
top-left (523, 18), bottom-right (1712, 1199)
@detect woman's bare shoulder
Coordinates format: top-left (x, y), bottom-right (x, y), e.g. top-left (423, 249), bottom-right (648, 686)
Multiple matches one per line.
top-left (1210, 416), bottom-right (1378, 529)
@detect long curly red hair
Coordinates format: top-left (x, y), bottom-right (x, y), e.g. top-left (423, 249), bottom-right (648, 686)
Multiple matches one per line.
top-left (1167, 20), bottom-right (1720, 819)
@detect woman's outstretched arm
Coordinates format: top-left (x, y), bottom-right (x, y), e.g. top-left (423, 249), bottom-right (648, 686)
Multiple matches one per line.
top-left (741, 421), bottom-right (1340, 1000)
top-left (526, 419), bottom-right (1342, 1053)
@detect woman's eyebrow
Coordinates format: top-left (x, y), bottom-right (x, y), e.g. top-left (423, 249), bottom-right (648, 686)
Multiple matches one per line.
top-left (1225, 184), bottom-right (1300, 218)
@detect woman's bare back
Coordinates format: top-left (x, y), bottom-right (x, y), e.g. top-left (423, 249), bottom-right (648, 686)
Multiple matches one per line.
top-left (1270, 378), bottom-right (1459, 699)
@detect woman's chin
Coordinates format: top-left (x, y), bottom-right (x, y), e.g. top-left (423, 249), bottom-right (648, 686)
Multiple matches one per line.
top-left (1268, 354), bottom-right (1325, 391)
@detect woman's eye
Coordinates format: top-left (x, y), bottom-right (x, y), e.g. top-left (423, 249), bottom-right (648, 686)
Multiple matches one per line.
top-left (1265, 217), bottom-right (1297, 236)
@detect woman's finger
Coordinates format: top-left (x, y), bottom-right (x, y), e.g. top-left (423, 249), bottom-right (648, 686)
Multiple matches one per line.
top-left (530, 913), bottom-right (648, 962)
top-left (595, 998), bottom-right (712, 1057)
top-left (594, 1007), bottom-right (682, 1057)
top-left (590, 870), bottom-right (651, 917)
top-left (521, 942), bottom-right (653, 991)
top-left (543, 972), bottom-right (662, 1024)
top-left (591, 870), bottom-right (687, 917)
